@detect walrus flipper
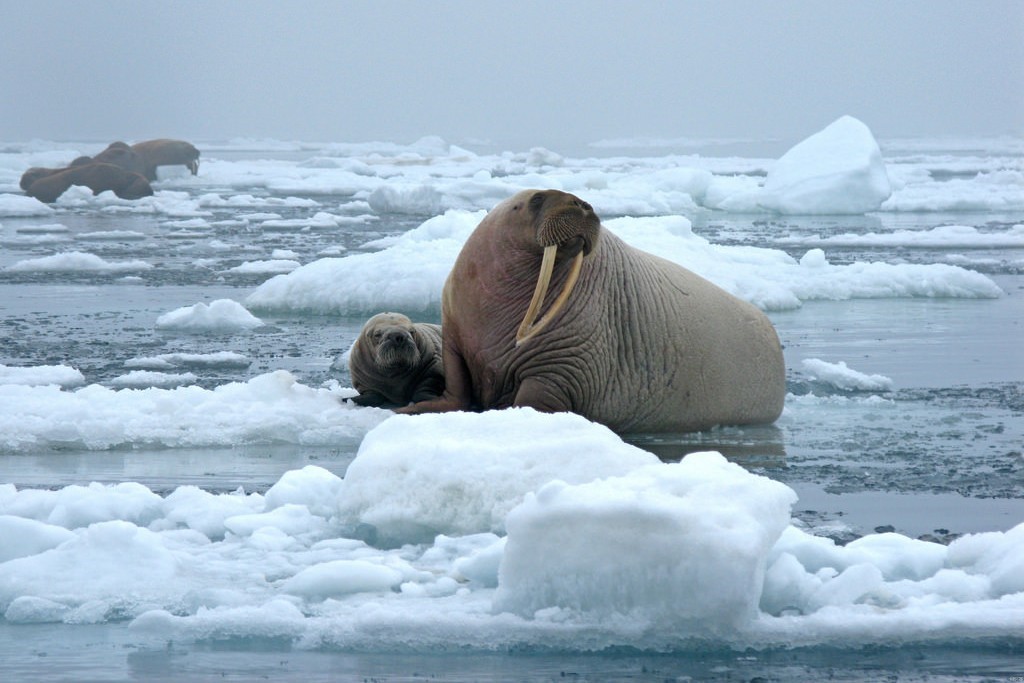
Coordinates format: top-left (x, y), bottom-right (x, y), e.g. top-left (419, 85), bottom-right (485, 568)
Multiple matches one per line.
top-left (350, 390), bottom-right (401, 409)
top-left (409, 371), bottom-right (446, 404)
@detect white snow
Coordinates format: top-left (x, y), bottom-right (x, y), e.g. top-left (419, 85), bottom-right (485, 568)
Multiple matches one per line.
top-left (5, 251), bottom-right (153, 273)
top-left (0, 193), bottom-right (54, 217)
top-left (155, 299), bottom-right (265, 332)
top-left (0, 410), bottom-right (1018, 651)
top-left (778, 224), bottom-right (1024, 249)
top-left (108, 371), bottom-right (198, 388)
top-left (0, 363), bottom-right (85, 387)
top-left (224, 259), bottom-right (301, 275)
top-left (494, 452), bottom-right (795, 631)
top-left (337, 409), bottom-right (660, 546)
top-left (802, 359), bottom-right (895, 392)
top-left (758, 116), bottom-right (892, 214)
top-left (124, 351), bottom-right (251, 370)
top-left (0, 370), bottom-right (378, 452)
top-left (247, 210), bottom-right (482, 314)
top-left (247, 210), bottom-right (1003, 315)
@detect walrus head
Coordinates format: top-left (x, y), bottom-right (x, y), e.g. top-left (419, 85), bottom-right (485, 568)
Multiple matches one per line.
top-left (512, 190), bottom-right (601, 346)
top-left (363, 313), bottom-right (422, 372)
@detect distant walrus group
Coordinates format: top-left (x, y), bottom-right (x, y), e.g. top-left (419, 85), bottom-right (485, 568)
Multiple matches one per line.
top-left (20, 139), bottom-right (200, 203)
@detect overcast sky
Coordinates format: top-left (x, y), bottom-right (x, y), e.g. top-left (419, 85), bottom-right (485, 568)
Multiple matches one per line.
top-left (2, 0), bottom-right (1021, 150)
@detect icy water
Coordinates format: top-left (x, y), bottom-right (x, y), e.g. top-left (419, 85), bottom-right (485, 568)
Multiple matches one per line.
top-left (1, 136), bottom-right (1022, 681)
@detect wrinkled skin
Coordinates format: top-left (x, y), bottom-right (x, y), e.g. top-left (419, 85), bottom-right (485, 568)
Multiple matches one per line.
top-left (130, 139), bottom-right (200, 180)
top-left (25, 163), bottom-right (154, 203)
top-left (348, 312), bottom-right (445, 409)
top-left (398, 189), bottom-right (786, 433)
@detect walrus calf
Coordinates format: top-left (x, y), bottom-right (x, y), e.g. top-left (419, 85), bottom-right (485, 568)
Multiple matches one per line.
top-left (347, 312), bottom-right (445, 408)
top-left (398, 189), bottom-right (786, 433)
top-left (25, 163), bottom-right (154, 203)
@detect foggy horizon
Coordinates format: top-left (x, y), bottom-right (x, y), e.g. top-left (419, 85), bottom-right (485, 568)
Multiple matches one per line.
top-left (2, 0), bottom-right (1022, 150)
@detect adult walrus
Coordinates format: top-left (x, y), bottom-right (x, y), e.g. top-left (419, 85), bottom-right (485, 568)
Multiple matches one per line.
top-left (130, 139), bottom-right (200, 180)
top-left (25, 162), bottom-right (154, 203)
top-left (19, 156), bottom-right (94, 192)
top-left (347, 312), bottom-right (445, 408)
top-left (397, 189), bottom-right (786, 433)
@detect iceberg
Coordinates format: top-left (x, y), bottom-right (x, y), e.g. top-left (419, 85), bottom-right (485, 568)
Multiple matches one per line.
top-left (759, 116), bottom-right (892, 214)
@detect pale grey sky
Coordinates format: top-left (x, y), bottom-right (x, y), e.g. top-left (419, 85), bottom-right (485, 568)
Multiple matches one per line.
top-left (1, 0), bottom-right (1021, 150)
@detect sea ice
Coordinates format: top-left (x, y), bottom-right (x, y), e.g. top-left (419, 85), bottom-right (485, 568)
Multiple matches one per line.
top-left (247, 209), bottom-right (1003, 316)
top-left (124, 351), bottom-right (251, 370)
top-left (108, 371), bottom-right (198, 388)
top-left (0, 370), bottom-right (382, 452)
top-left (494, 452), bottom-right (796, 634)
top-left (155, 299), bottom-right (264, 332)
top-left (758, 116), bottom-right (892, 214)
top-left (223, 259), bottom-right (301, 275)
top-left (5, 251), bottom-right (153, 273)
top-left (337, 409), bottom-right (659, 547)
top-left (0, 193), bottom-right (54, 217)
top-left (801, 359), bottom-right (894, 392)
top-left (0, 409), bottom-right (1018, 650)
top-left (0, 363), bottom-right (85, 387)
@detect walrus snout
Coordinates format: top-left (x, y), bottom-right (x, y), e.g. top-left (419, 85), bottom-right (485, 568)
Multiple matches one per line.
top-left (375, 327), bottom-right (420, 369)
top-left (385, 329), bottom-right (413, 347)
top-left (515, 191), bottom-right (599, 346)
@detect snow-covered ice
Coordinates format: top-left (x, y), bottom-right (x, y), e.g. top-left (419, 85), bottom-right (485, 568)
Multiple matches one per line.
top-left (0, 411), bottom-right (1020, 652)
top-left (801, 359), bottom-right (895, 392)
top-left (0, 364), bottom-right (85, 388)
top-left (155, 299), bottom-right (265, 333)
top-left (0, 371), bottom-right (380, 452)
top-left (5, 251), bottom-right (153, 273)
top-left (758, 116), bottom-right (892, 214)
top-left (246, 210), bottom-right (1003, 315)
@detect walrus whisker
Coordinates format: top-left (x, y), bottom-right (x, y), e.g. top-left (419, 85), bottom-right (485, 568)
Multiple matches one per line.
top-left (515, 249), bottom-right (583, 346)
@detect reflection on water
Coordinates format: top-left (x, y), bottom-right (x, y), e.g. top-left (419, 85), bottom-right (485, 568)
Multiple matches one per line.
top-left (625, 424), bottom-right (787, 468)
top-left (0, 444), bottom-right (358, 493)
top-left (1, 622), bottom-right (1020, 683)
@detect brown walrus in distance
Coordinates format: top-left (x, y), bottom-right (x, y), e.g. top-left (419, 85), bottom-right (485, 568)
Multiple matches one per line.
top-left (19, 138), bottom-right (200, 193)
top-left (130, 139), bottom-right (200, 180)
top-left (19, 156), bottom-right (94, 192)
top-left (25, 162), bottom-right (154, 203)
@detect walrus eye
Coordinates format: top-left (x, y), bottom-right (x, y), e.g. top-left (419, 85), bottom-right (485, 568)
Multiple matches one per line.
top-left (528, 192), bottom-right (545, 213)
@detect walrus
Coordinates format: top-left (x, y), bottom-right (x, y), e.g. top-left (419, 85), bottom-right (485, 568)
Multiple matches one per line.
top-left (347, 312), bottom-right (445, 408)
top-left (130, 139), bottom-right (200, 180)
top-left (93, 141), bottom-right (148, 177)
top-left (19, 156), bottom-right (94, 192)
top-left (25, 162), bottom-right (154, 203)
top-left (397, 189), bottom-right (786, 433)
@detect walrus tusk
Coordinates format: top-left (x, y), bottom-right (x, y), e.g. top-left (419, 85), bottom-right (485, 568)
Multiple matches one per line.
top-left (515, 247), bottom-right (584, 346)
